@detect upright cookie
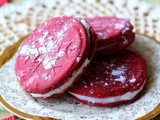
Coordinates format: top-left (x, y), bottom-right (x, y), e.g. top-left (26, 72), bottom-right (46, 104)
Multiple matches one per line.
top-left (86, 17), bottom-right (135, 56)
top-left (69, 50), bottom-right (147, 106)
top-left (15, 16), bottom-right (97, 99)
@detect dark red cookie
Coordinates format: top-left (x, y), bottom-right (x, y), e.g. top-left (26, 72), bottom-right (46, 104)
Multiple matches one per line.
top-left (15, 16), bottom-right (97, 99)
top-left (86, 17), bottom-right (135, 56)
top-left (68, 50), bottom-right (147, 106)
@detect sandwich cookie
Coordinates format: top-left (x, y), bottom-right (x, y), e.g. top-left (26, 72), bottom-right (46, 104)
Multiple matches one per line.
top-left (86, 17), bottom-right (135, 56)
top-left (15, 16), bottom-right (97, 99)
top-left (69, 50), bottom-right (147, 106)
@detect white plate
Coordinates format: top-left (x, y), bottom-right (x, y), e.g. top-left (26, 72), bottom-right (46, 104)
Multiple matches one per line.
top-left (0, 34), bottom-right (160, 120)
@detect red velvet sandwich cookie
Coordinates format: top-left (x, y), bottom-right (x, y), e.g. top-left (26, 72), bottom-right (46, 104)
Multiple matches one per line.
top-left (15, 16), bottom-right (97, 99)
top-left (86, 17), bottom-right (135, 56)
top-left (69, 50), bottom-right (147, 106)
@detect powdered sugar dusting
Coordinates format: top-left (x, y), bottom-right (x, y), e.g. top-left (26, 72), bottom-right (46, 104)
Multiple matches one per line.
top-left (45, 62), bottom-right (52, 70)
top-left (115, 23), bottom-right (125, 29)
top-left (20, 45), bottom-right (28, 55)
top-left (57, 31), bottom-right (64, 38)
top-left (43, 56), bottom-right (50, 69)
top-left (104, 83), bottom-right (108, 86)
top-left (29, 48), bottom-right (39, 55)
top-left (19, 20), bottom-right (75, 70)
top-left (38, 47), bottom-right (47, 53)
top-left (111, 69), bottom-right (124, 76)
top-left (43, 31), bottom-right (49, 39)
top-left (38, 37), bottom-right (45, 45)
top-left (71, 45), bottom-right (77, 50)
top-left (76, 57), bottom-right (81, 62)
top-left (58, 50), bottom-right (65, 57)
top-left (44, 22), bottom-right (48, 26)
top-left (122, 27), bottom-right (130, 34)
top-left (96, 77), bottom-right (99, 80)
top-left (129, 78), bottom-right (136, 83)
top-left (48, 36), bottom-right (53, 41)
top-left (114, 75), bottom-right (126, 83)
top-left (47, 41), bottom-right (54, 51)
top-left (110, 65), bottom-right (127, 83)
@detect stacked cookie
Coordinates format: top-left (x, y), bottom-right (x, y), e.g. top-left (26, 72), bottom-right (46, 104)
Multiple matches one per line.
top-left (15, 16), bottom-right (147, 106)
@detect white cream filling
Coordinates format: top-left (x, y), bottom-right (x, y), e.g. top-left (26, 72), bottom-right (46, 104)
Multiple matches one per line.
top-left (31, 20), bottom-right (91, 98)
top-left (69, 81), bottom-right (146, 104)
top-left (31, 59), bottom-right (90, 98)
top-left (80, 19), bottom-right (91, 44)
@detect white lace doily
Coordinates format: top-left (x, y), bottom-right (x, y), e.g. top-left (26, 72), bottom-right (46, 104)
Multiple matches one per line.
top-left (0, 35), bottom-right (160, 120)
top-left (0, 0), bottom-right (160, 56)
top-left (0, 0), bottom-right (160, 119)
